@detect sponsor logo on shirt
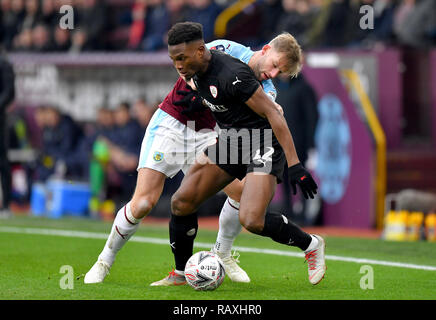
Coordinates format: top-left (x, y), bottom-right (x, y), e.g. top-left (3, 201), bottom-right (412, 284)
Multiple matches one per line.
top-left (210, 85), bottom-right (218, 98)
top-left (203, 99), bottom-right (228, 112)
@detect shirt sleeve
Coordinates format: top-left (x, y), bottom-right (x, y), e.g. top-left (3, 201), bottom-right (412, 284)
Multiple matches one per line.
top-left (225, 63), bottom-right (260, 103)
top-left (261, 79), bottom-right (277, 102)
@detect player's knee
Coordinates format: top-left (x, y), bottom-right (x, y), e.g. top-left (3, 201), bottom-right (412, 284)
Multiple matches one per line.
top-left (131, 196), bottom-right (156, 219)
top-left (171, 193), bottom-right (195, 216)
top-left (239, 210), bottom-right (264, 234)
top-left (224, 183), bottom-right (244, 203)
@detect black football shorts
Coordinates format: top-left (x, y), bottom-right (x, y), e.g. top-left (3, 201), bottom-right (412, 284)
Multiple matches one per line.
top-left (204, 128), bottom-right (286, 183)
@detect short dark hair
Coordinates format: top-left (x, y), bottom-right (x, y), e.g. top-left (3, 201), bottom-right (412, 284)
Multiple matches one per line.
top-left (167, 22), bottom-right (204, 46)
top-left (118, 101), bottom-right (130, 111)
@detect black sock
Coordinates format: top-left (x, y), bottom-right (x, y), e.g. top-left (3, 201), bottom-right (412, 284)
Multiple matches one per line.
top-left (260, 211), bottom-right (312, 251)
top-left (169, 212), bottom-right (198, 272)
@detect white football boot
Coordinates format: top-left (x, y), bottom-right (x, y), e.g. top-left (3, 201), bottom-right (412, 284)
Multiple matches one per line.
top-left (84, 260), bottom-right (111, 284)
top-left (150, 269), bottom-right (187, 286)
top-left (304, 235), bottom-right (326, 285)
top-left (212, 249), bottom-right (250, 283)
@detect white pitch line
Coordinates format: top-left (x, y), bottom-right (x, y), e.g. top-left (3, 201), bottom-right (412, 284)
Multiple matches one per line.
top-left (1, 226), bottom-right (436, 272)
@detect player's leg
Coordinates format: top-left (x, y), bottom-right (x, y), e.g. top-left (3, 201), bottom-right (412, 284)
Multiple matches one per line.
top-left (84, 168), bottom-right (166, 284)
top-left (98, 168), bottom-right (166, 262)
top-left (85, 109), bottom-right (183, 284)
top-left (151, 155), bottom-right (235, 286)
top-left (211, 178), bottom-right (250, 282)
top-left (240, 172), bottom-right (326, 285)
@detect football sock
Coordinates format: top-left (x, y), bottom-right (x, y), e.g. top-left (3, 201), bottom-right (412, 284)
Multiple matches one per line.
top-left (260, 211), bottom-right (312, 251)
top-left (98, 202), bottom-right (141, 266)
top-left (304, 235), bottom-right (320, 253)
top-left (213, 197), bottom-right (242, 258)
top-left (169, 212), bottom-right (198, 272)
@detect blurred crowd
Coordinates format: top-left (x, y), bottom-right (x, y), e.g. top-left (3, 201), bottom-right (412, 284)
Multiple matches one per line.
top-left (1, 0), bottom-right (436, 53)
top-left (7, 98), bottom-right (157, 213)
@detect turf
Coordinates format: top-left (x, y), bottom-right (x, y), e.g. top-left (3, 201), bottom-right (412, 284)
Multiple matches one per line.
top-left (1, 216), bottom-right (436, 300)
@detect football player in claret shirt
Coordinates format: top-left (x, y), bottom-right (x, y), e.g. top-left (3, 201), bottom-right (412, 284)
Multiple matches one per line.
top-left (153, 22), bottom-right (326, 286)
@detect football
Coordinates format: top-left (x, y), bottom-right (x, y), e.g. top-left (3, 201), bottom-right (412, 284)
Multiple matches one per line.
top-left (184, 251), bottom-right (226, 291)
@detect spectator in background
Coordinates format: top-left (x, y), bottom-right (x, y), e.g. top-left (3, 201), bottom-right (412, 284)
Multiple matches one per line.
top-left (259, 0), bottom-right (283, 44)
top-left (104, 102), bottom-right (143, 203)
top-left (127, 0), bottom-right (147, 50)
top-left (33, 106), bottom-right (84, 182)
top-left (31, 23), bottom-right (52, 52)
top-left (76, 107), bottom-right (114, 198)
top-left (21, 0), bottom-right (42, 31)
top-left (109, 102), bottom-right (143, 158)
top-left (41, 0), bottom-right (59, 28)
top-left (1, 0), bottom-right (26, 50)
top-left (167, 0), bottom-right (189, 27)
top-left (371, 0), bottom-right (398, 45)
top-left (222, 0), bottom-right (263, 47)
top-left (302, 0), bottom-right (324, 48)
top-left (345, 0), bottom-right (397, 49)
top-left (320, 0), bottom-right (350, 47)
top-left (0, 51), bottom-right (15, 218)
top-left (275, 0), bottom-right (312, 47)
top-left (69, 29), bottom-right (92, 52)
top-left (94, 107), bottom-right (116, 141)
top-left (393, 0), bottom-right (415, 38)
top-left (34, 105), bottom-right (47, 132)
top-left (132, 97), bottom-right (155, 131)
top-left (10, 0), bottom-right (26, 29)
top-left (75, 0), bottom-right (107, 51)
top-left (304, 0), bottom-right (349, 49)
top-left (12, 27), bottom-right (33, 51)
top-left (274, 72), bottom-right (319, 225)
top-left (82, 107), bottom-right (117, 213)
top-left (142, 0), bottom-right (169, 51)
top-left (52, 25), bottom-right (71, 51)
top-left (1, 0), bottom-right (16, 49)
top-left (186, 0), bottom-right (222, 42)
top-left (394, 0), bottom-right (436, 48)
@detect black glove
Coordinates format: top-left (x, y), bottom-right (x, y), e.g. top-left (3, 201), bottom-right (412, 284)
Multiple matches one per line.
top-left (288, 163), bottom-right (318, 199)
top-left (174, 85), bottom-right (205, 115)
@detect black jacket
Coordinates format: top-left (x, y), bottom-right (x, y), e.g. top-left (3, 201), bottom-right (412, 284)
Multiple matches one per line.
top-left (0, 56), bottom-right (15, 111)
top-left (274, 74), bottom-right (318, 164)
top-left (0, 56), bottom-right (15, 154)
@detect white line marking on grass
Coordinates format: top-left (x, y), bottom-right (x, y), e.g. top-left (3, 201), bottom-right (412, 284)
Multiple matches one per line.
top-left (1, 226), bottom-right (436, 272)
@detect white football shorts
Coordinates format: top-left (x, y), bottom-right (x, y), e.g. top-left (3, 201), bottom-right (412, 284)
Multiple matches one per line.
top-left (137, 108), bottom-right (218, 178)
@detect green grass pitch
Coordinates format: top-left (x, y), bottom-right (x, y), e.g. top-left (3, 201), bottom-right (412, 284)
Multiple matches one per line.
top-left (1, 216), bottom-right (436, 300)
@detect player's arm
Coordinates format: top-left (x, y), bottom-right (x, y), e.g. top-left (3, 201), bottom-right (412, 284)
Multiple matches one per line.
top-left (245, 86), bottom-right (299, 167)
top-left (245, 87), bottom-right (317, 198)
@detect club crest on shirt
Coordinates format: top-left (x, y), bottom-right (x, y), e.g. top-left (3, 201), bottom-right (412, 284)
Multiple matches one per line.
top-left (153, 151), bottom-right (164, 162)
top-left (210, 44), bottom-right (225, 52)
top-left (210, 85), bottom-right (218, 98)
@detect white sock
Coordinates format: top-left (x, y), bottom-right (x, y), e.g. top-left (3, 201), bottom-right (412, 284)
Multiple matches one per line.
top-left (213, 197), bottom-right (242, 258)
top-left (98, 202), bottom-right (141, 266)
top-left (304, 235), bottom-right (319, 253)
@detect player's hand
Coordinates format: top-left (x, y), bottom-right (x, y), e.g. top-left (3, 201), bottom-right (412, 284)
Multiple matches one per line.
top-left (288, 163), bottom-right (318, 199)
top-left (174, 85), bottom-right (205, 115)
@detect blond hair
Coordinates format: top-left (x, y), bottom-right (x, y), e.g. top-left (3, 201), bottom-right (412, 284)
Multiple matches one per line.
top-left (269, 32), bottom-right (303, 78)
